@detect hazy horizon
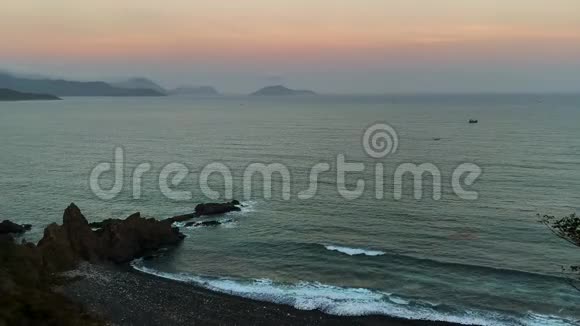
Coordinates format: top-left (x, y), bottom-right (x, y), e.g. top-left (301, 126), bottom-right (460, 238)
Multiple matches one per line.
top-left (2, 0), bottom-right (580, 93)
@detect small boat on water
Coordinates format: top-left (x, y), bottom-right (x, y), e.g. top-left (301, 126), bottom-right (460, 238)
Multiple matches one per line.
top-left (469, 119), bottom-right (478, 124)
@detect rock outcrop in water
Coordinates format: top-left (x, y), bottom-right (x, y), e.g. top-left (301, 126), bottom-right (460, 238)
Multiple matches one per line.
top-left (0, 220), bottom-right (32, 234)
top-left (167, 213), bottom-right (197, 224)
top-left (95, 212), bottom-right (185, 263)
top-left (195, 200), bottom-right (241, 216)
top-left (38, 204), bottom-right (185, 268)
top-left (166, 200), bottom-right (242, 224)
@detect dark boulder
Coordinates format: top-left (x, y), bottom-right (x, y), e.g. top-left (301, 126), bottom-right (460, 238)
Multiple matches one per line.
top-left (195, 201), bottom-right (241, 216)
top-left (0, 220), bottom-right (30, 234)
top-left (166, 213), bottom-right (196, 224)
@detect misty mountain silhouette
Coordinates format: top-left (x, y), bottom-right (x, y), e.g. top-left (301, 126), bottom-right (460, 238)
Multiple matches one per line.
top-left (169, 86), bottom-right (220, 96)
top-left (251, 85), bottom-right (316, 96)
top-left (112, 77), bottom-right (167, 94)
top-left (0, 73), bottom-right (165, 97)
top-left (0, 88), bottom-right (61, 101)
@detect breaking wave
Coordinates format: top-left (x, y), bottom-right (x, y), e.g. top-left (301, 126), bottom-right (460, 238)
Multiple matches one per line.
top-left (130, 261), bottom-right (578, 326)
top-left (324, 245), bottom-right (385, 256)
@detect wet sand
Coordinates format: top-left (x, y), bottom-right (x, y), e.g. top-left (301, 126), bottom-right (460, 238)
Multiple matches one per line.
top-left (58, 263), bottom-right (472, 326)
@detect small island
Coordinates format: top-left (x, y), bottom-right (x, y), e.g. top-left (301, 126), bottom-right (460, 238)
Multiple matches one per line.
top-left (0, 88), bottom-right (61, 101)
top-left (251, 85), bottom-right (316, 96)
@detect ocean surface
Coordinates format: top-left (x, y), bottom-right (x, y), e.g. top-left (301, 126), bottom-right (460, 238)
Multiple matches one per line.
top-left (1, 94), bottom-right (580, 325)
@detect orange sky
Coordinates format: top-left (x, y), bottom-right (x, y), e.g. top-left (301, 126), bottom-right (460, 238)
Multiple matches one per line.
top-left (2, 1), bottom-right (580, 92)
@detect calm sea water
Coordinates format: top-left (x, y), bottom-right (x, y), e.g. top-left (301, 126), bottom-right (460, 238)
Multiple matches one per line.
top-left (1, 95), bottom-right (580, 325)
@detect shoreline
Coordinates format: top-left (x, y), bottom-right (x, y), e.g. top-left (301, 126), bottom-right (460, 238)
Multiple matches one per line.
top-left (59, 263), bottom-right (473, 326)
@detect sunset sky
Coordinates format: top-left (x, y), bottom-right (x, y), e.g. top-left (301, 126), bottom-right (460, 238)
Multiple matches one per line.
top-left (2, 0), bottom-right (580, 93)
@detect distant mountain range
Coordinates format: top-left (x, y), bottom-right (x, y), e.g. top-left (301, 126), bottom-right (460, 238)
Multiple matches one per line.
top-left (0, 72), bottom-right (318, 98)
top-left (0, 88), bottom-right (61, 101)
top-left (0, 73), bottom-right (165, 97)
top-left (168, 86), bottom-right (220, 96)
top-left (113, 77), bottom-right (221, 96)
top-left (111, 77), bottom-right (167, 94)
top-left (251, 85), bottom-right (316, 96)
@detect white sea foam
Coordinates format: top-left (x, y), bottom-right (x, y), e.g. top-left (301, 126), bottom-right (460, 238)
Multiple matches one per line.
top-left (524, 313), bottom-right (579, 326)
top-left (220, 219), bottom-right (239, 228)
top-left (324, 245), bottom-right (385, 257)
top-left (131, 261), bottom-right (580, 326)
top-left (234, 200), bottom-right (257, 215)
top-left (388, 296), bottom-right (410, 305)
top-left (181, 218), bottom-right (238, 230)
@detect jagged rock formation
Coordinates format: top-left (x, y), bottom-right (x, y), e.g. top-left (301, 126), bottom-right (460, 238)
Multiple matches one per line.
top-left (0, 233), bottom-right (101, 325)
top-left (38, 204), bottom-right (185, 269)
top-left (0, 204), bottom-right (185, 325)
